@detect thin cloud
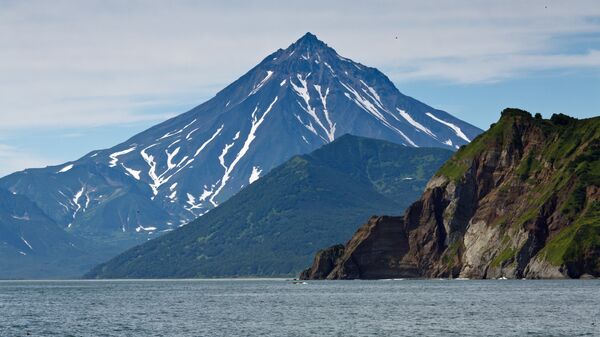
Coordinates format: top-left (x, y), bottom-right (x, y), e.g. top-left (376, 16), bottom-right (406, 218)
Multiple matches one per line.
top-left (388, 49), bottom-right (600, 83)
top-left (0, 0), bottom-right (599, 131)
top-left (0, 144), bottom-right (56, 178)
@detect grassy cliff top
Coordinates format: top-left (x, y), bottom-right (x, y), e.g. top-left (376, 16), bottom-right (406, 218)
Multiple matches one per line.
top-left (437, 108), bottom-right (600, 182)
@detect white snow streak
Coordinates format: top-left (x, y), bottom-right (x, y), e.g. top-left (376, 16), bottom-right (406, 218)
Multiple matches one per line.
top-left (295, 114), bottom-right (320, 137)
top-left (58, 164), bottom-right (73, 173)
top-left (109, 146), bottom-right (136, 168)
top-left (123, 165), bottom-right (141, 180)
top-left (199, 188), bottom-right (213, 202)
top-left (341, 82), bottom-right (417, 147)
top-left (314, 85), bottom-right (335, 141)
top-left (218, 142), bottom-right (236, 170)
top-left (58, 201), bottom-right (69, 212)
top-left (136, 225), bottom-right (157, 232)
top-left (341, 83), bottom-right (387, 121)
top-left (21, 237), bottom-right (33, 250)
top-left (291, 74), bottom-right (333, 142)
top-left (186, 128), bottom-right (199, 140)
top-left (305, 122), bottom-right (319, 136)
top-left (12, 214), bottom-right (30, 221)
top-left (140, 144), bottom-right (161, 195)
top-left (397, 109), bottom-right (437, 138)
top-left (249, 70), bottom-right (274, 96)
top-left (210, 97), bottom-right (278, 205)
top-left (358, 83), bottom-right (400, 124)
top-left (141, 126), bottom-right (223, 197)
top-left (185, 192), bottom-right (206, 210)
top-left (84, 191), bottom-right (91, 209)
top-left (72, 186), bottom-right (84, 218)
top-left (166, 147), bottom-right (180, 170)
top-left (360, 80), bottom-right (383, 106)
top-left (323, 62), bottom-right (335, 75)
top-left (338, 55), bottom-right (351, 62)
top-left (168, 139), bottom-right (181, 148)
top-left (249, 166), bottom-right (262, 184)
top-left (194, 125), bottom-right (224, 157)
top-left (158, 118), bottom-right (197, 141)
top-left (426, 112), bottom-right (471, 142)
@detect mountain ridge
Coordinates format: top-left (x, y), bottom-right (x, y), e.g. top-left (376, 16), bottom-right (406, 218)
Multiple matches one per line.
top-left (0, 33), bottom-right (480, 278)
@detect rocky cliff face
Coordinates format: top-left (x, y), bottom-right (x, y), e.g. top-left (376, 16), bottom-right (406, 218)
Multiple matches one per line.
top-left (301, 109), bottom-right (600, 280)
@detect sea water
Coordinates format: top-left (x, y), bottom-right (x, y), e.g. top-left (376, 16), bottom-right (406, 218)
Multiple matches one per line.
top-left (1, 279), bottom-right (599, 336)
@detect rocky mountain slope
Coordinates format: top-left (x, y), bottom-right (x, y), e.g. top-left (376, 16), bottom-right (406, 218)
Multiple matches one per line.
top-left (0, 33), bottom-right (480, 278)
top-left (0, 188), bottom-right (120, 278)
top-left (85, 135), bottom-right (452, 278)
top-left (301, 110), bottom-right (599, 280)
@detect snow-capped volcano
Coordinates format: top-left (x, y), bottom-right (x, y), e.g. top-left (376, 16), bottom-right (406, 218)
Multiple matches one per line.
top-left (0, 33), bottom-right (481, 243)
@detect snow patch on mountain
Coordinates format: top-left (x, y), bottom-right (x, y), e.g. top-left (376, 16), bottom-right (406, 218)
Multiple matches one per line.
top-left (194, 125), bottom-right (224, 157)
top-left (210, 97), bottom-right (278, 206)
top-left (21, 237), bottom-right (33, 250)
top-left (122, 165), bottom-right (141, 180)
top-left (58, 164), bottom-right (74, 173)
top-left (426, 112), bottom-right (470, 142)
top-left (314, 84), bottom-right (335, 141)
top-left (71, 186), bottom-right (84, 220)
top-left (292, 74), bottom-right (333, 142)
top-left (141, 126), bottom-right (221, 198)
top-left (323, 62), bottom-right (335, 75)
top-left (158, 119), bottom-right (197, 141)
top-left (109, 147), bottom-right (136, 168)
top-left (186, 128), bottom-right (199, 140)
top-left (12, 213), bottom-right (30, 221)
top-left (136, 225), bottom-right (157, 232)
top-left (397, 109), bottom-right (437, 139)
top-left (249, 166), bottom-right (262, 184)
top-left (166, 147), bottom-right (180, 170)
top-left (341, 82), bottom-right (417, 147)
top-left (249, 70), bottom-right (274, 96)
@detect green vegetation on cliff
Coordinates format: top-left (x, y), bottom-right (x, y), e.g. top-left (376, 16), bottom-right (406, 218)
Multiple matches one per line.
top-left (303, 109), bottom-right (599, 280)
top-left (439, 109), bottom-right (600, 273)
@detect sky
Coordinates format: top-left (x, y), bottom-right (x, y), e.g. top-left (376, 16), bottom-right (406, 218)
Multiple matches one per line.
top-left (1, 0), bottom-right (599, 177)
